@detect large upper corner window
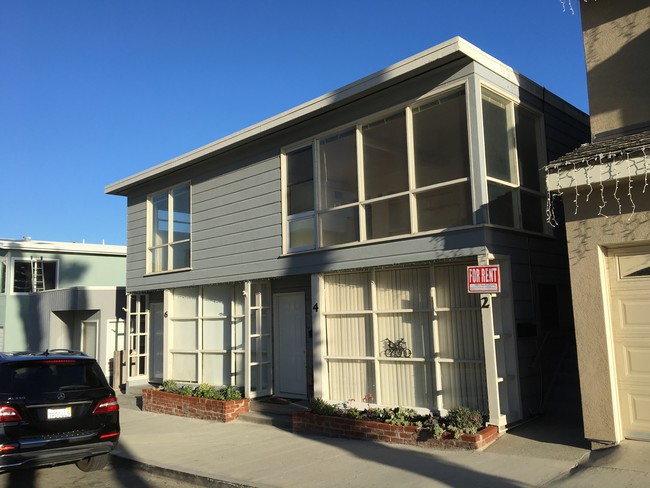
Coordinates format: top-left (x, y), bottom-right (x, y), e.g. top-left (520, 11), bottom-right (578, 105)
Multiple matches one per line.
top-left (286, 146), bottom-right (316, 251)
top-left (281, 84), bottom-right (473, 253)
top-left (149, 184), bottom-right (191, 273)
top-left (0, 259), bottom-right (5, 294)
top-left (481, 88), bottom-right (545, 232)
top-left (12, 259), bottom-right (58, 293)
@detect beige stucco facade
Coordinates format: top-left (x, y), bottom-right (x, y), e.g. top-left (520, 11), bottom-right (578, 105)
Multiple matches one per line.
top-left (563, 190), bottom-right (650, 445)
top-left (581, 0), bottom-right (650, 139)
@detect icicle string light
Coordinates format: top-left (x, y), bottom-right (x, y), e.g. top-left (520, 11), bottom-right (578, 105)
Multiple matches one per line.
top-left (627, 153), bottom-right (636, 220)
top-left (597, 154), bottom-right (608, 218)
top-left (573, 162), bottom-right (580, 215)
top-left (644, 147), bottom-right (648, 194)
top-left (585, 158), bottom-right (593, 202)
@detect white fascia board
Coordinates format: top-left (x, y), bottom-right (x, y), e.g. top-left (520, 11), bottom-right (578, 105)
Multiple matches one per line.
top-left (106, 36), bottom-right (583, 196)
top-left (0, 239), bottom-right (126, 256)
top-left (546, 153), bottom-right (650, 191)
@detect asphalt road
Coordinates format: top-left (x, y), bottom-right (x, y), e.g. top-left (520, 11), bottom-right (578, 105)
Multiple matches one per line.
top-left (0, 457), bottom-right (215, 488)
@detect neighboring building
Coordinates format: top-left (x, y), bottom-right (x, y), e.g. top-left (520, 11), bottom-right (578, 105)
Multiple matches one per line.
top-left (545, 1), bottom-right (650, 446)
top-left (106, 37), bottom-right (588, 431)
top-left (0, 238), bottom-right (127, 378)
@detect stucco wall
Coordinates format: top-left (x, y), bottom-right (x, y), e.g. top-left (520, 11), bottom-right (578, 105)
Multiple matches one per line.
top-left (581, 0), bottom-right (650, 138)
top-left (564, 189), bottom-right (650, 443)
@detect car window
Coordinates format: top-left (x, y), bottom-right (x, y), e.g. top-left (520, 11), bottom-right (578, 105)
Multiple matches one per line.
top-left (0, 360), bottom-right (108, 394)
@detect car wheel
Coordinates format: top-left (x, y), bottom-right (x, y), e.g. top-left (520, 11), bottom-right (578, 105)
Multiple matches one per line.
top-left (75, 454), bottom-right (110, 472)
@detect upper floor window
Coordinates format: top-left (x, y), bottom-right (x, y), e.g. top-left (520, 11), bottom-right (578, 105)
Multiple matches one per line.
top-left (148, 184), bottom-right (191, 273)
top-left (482, 88), bottom-right (545, 232)
top-left (0, 259), bottom-right (5, 294)
top-left (12, 259), bottom-right (58, 293)
top-left (283, 87), bottom-right (472, 252)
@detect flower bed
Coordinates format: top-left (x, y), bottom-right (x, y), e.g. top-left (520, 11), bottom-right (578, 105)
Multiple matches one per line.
top-left (292, 411), bottom-right (499, 450)
top-left (142, 388), bottom-right (250, 423)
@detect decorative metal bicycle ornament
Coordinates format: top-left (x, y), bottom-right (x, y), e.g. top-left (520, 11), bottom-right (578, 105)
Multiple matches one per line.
top-left (383, 338), bottom-right (412, 358)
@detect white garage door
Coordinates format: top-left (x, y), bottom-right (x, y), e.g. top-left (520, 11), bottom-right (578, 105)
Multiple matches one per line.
top-left (608, 247), bottom-right (650, 441)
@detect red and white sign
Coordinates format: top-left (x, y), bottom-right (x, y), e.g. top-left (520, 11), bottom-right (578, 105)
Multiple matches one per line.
top-left (467, 265), bottom-right (501, 293)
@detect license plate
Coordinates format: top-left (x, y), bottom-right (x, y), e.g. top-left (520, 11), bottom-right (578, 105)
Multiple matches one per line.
top-left (47, 407), bottom-right (72, 420)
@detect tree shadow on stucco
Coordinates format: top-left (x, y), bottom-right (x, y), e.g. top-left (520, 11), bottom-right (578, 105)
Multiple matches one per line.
top-left (20, 262), bottom-right (88, 352)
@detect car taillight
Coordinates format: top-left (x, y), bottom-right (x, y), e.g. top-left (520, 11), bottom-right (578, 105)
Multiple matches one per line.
top-left (92, 396), bottom-right (119, 415)
top-left (0, 406), bottom-right (22, 423)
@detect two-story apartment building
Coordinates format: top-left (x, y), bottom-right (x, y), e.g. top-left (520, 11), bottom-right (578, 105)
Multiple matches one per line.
top-left (0, 238), bottom-right (127, 378)
top-left (545, 1), bottom-right (650, 446)
top-left (107, 37), bottom-right (588, 430)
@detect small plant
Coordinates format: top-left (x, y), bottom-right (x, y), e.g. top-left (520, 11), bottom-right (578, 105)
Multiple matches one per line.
top-left (361, 392), bottom-right (374, 403)
top-left (216, 385), bottom-right (243, 401)
top-left (310, 397), bottom-right (340, 416)
top-left (384, 407), bottom-right (425, 427)
top-left (157, 381), bottom-right (242, 400)
top-left (441, 407), bottom-right (486, 438)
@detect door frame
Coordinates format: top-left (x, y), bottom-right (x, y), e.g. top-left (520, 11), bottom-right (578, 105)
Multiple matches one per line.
top-left (273, 291), bottom-right (307, 399)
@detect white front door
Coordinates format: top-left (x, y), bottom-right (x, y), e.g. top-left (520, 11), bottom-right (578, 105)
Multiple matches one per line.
top-left (274, 292), bottom-right (307, 399)
top-left (608, 247), bottom-right (650, 441)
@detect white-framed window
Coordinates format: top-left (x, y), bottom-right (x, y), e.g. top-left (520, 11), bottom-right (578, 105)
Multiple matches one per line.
top-left (321, 263), bottom-right (487, 412)
top-left (128, 294), bottom-right (149, 378)
top-left (147, 183), bottom-right (191, 273)
top-left (481, 87), bottom-right (546, 232)
top-left (282, 86), bottom-right (473, 253)
top-left (168, 283), bottom-right (247, 387)
top-left (11, 258), bottom-right (58, 293)
top-left (0, 259), bottom-right (6, 294)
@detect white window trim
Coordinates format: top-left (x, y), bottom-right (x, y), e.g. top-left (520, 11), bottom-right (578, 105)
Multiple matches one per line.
top-left (281, 80), bottom-right (475, 255)
top-left (479, 81), bottom-right (549, 233)
top-left (10, 257), bottom-right (59, 295)
top-left (146, 182), bottom-right (192, 275)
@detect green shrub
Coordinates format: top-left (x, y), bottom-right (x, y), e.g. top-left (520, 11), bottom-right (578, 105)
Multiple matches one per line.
top-left (310, 397), bottom-right (340, 416)
top-left (158, 380), bottom-right (180, 394)
top-left (157, 381), bottom-right (242, 400)
top-left (442, 407), bottom-right (486, 438)
top-left (193, 383), bottom-right (220, 399)
top-left (216, 385), bottom-right (243, 401)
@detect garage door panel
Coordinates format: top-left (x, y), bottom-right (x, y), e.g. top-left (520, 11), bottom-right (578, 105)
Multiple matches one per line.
top-left (617, 297), bottom-right (650, 331)
top-left (609, 248), bottom-right (650, 440)
top-left (621, 391), bottom-right (650, 441)
top-left (614, 342), bottom-right (650, 380)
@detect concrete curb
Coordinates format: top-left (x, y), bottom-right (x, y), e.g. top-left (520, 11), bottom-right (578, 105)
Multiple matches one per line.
top-left (110, 452), bottom-right (254, 488)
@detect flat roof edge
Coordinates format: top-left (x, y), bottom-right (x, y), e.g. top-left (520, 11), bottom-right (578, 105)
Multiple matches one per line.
top-left (0, 239), bottom-right (126, 255)
top-left (105, 36), bottom-right (585, 195)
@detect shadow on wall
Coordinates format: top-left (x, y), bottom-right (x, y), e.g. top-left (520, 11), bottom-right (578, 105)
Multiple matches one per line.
top-left (20, 261), bottom-right (89, 352)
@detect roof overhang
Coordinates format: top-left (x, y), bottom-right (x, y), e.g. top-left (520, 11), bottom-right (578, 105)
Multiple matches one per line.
top-left (0, 238), bottom-right (126, 256)
top-left (106, 36), bottom-right (583, 196)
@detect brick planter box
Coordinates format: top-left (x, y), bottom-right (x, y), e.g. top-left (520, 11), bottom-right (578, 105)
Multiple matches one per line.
top-left (292, 411), bottom-right (499, 450)
top-left (142, 388), bottom-right (250, 423)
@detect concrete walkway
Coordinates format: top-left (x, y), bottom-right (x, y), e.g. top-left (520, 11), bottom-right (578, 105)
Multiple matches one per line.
top-left (112, 393), bottom-right (650, 487)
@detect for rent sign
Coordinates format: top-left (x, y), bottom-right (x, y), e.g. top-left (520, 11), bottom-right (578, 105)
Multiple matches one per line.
top-left (467, 265), bottom-right (501, 293)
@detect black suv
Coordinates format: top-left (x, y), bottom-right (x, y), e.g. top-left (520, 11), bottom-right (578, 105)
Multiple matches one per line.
top-left (0, 350), bottom-right (120, 473)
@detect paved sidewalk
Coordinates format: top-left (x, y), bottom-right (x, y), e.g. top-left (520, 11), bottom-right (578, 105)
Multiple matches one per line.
top-left (112, 394), bottom-right (650, 487)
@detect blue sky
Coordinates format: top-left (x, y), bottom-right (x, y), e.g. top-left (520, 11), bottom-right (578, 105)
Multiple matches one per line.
top-left (0, 0), bottom-right (587, 246)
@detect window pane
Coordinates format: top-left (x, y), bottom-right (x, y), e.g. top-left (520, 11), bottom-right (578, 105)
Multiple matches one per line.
top-left (319, 207), bottom-right (359, 247)
top-left (483, 93), bottom-right (516, 183)
top-left (13, 261), bottom-right (31, 292)
top-left (516, 106), bottom-right (541, 191)
top-left (327, 359), bottom-right (375, 402)
top-left (287, 146), bottom-right (314, 215)
top-left (203, 353), bottom-right (227, 386)
top-left (203, 285), bottom-right (231, 316)
top-left (319, 130), bottom-right (358, 209)
top-left (203, 319), bottom-right (228, 350)
top-left (171, 241), bottom-right (190, 269)
top-left (42, 262), bottom-right (57, 290)
top-left (288, 217), bottom-right (315, 249)
top-left (173, 288), bottom-right (199, 316)
top-left (365, 196), bottom-right (410, 240)
top-left (172, 186), bottom-right (191, 242)
top-left (150, 246), bottom-right (168, 273)
top-left (618, 253), bottom-right (650, 278)
top-left (171, 353), bottom-right (197, 382)
top-left (376, 267), bottom-right (431, 311)
top-left (520, 191), bottom-right (544, 233)
top-left (326, 315), bottom-right (373, 356)
top-left (379, 362), bottom-right (429, 407)
top-left (152, 192), bottom-right (169, 245)
top-left (488, 183), bottom-right (515, 227)
top-left (324, 272), bottom-right (370, 312)
top-left (173, 320), bottom-right (198, 350)
top-left (413, 90), bottom-right (470, 187)
top-left (363, 113), bottom-right (408, 199)
top-left (416, 183), bottom-right (472, 231)
top-left (378, 313), bottom-right (430, 358)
